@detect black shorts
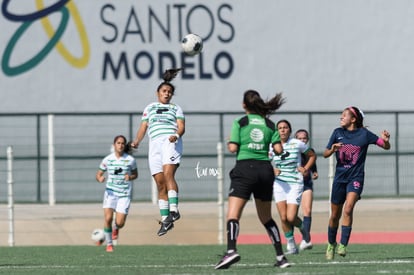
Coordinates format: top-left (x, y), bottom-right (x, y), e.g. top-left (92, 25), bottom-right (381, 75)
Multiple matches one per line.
top-left (303, 178), bottom-right (313, 191)
top-left (229, 159), bottom-right (274, 201)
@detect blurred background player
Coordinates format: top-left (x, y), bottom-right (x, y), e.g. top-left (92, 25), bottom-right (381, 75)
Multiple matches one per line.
top-left (295, 129), bottom-right (318, 250)
top-left (272, 120), bottom-right (316, 254)
top-left (131, 68), bottom-right (185, 236)
top-left (96, 135), bottom-right (138, 252)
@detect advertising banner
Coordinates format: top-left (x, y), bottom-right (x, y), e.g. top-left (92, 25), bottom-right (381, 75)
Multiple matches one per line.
top-left (1, 0), bottom-right (414, 112)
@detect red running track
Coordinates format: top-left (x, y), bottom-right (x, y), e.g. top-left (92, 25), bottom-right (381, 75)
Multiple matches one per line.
top-left (238, 231), bottom-right (414, 244)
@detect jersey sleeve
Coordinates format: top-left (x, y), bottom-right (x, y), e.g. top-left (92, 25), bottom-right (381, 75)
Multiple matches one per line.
top-left (299, 140), bottom-right (310, 154)
top-left (130, 157), bottom-right (137, 171)
top-left (229, 119), bottom-right (241, 145)
top-left (141, 104), bottom-right (151, 122)
top-left (326, 128), bottom-right (339, 149)
top-left (175, 104), bottom-right (185, 120)
top-left (99, 155), bottom-right (109, 171)
top-left (271, 129), bottom-right (281, 145)
top-left (366, 129), bottom-right (380, 144)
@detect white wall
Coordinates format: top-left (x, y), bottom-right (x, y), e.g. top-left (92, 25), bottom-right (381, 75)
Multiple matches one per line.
top-left (1, 0), bottom-right (413, 113)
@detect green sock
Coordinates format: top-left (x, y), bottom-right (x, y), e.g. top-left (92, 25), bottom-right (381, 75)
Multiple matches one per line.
top-left (168, 190), bottom-right (179, 213)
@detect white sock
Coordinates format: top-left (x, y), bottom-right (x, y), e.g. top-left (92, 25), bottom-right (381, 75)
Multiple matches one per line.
top-left (287, 236), bottom-right (296, 247)
top-left (105, 230), bottom-right (112, 245)
top-left (277, 255), bottom-right (284, 261)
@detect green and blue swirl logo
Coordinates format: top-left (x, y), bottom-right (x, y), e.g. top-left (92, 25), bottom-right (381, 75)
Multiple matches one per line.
top-left (1, 0), bottom-right (90, 76)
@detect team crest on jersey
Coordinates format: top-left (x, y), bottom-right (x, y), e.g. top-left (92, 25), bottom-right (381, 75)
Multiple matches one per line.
top-left (250, 128), bottom-right (264, 142)
top-left (114, 167), bottom-right (123, 175)
top-left (156, 108), bottom-right (169, 114)
top-left (280, 151), bottom-right (290, 160)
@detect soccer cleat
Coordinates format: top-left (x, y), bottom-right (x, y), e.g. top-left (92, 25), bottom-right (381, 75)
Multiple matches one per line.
top-left (106, 244), bottom-right (114, 252)
top-left (214, 251), bottom-right (240, 269)
top-left (170, 211), bottom-right (181, 221)
top-left (299, 226), bottom-right (311, 243)
top-left (285, 246), bottom-right (299, 255)
top-left (95, 239), bottom-right (104, 246)
top-left (274, 256), bottom-right (291, 268)
top-left (326, 243), bottom-right (337, 260)
top-left (164, 211), bottom-right (181, 223)
top-left (299, 240), bottom-right (313, 250)
top-left (337, 244), bottom-right (347, 257)
top-left (286, 240), bottom-right (299, 255)
top-left (157, 220), bottom-right (174, 236)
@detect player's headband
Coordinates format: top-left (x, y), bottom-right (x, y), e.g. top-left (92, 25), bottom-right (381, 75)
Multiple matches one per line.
top-left (348, 106), bottom-right (365, 119)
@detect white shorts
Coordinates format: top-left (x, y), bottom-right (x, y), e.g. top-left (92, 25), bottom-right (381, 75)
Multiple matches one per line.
top-left (273, 180), bottom-right (304, 205)
top-left (102, 190), bottom-right (131, 214)
top-left (148, 136), bottom-right (182, 175)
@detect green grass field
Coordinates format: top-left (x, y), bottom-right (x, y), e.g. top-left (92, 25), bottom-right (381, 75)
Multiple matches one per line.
top-left (0, 244), bottom-right (413, 274)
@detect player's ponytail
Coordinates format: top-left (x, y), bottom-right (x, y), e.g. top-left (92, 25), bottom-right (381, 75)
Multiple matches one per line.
top-left (266, 93), bottom-right (286, 115)
top-left (157, 68), bottom-right (182, 95)
top-left (243, 90), bottom-right (285, 117)
top-left (163, 68), bottom-right (181, 82)
top-left (124, 141), bottom-right (133, 155)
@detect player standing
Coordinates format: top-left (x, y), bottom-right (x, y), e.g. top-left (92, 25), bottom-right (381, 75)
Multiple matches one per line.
top-left (295, 129), bottom-right (318, 250)
top-left (272, 120), bottom-right (316, 254)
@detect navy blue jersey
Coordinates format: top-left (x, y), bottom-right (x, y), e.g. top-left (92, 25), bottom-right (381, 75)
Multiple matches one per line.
top-left (326, 127), bottom-right (379, 183)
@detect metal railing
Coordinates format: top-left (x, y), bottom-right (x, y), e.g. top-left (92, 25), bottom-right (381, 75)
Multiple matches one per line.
top-left (0, 111), bottom-right (413, 203)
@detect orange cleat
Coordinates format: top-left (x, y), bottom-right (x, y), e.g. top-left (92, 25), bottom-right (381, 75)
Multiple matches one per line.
top-left (106, 244), bottom-right (114, 252)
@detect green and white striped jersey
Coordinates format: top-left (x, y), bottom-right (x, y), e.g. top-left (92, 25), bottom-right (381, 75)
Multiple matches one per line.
top-left (142, 102), bottom-right (185, 140)
top-left (272, 137), bottom-right (310, 184)
top-left (99, 153), bottom-right (137, 197)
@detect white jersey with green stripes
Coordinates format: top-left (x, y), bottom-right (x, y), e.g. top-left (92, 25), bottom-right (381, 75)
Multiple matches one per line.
top-left (272, 137), bottom-right (310, 185)
top-left (99, 152), bottom-right (137, 197)
top-left (142, 102), bottom-right (184, 140)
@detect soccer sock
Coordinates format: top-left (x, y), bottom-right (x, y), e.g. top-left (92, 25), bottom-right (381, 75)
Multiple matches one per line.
top-left (295, 219), bottom-right (303, 229)
top-left (264, 219), bottom-right (284, 256)
top-left (303, 216), bottom-right (312, 241)
top-left (227, 219), bottom-right (239, 252)
top-left (285, 229), bottom-right (295, 246)
top-left (340, 225), bottom-right (352, 246)
top-left (295, 218), bottom-right (307, 239)
top-left (104, 227), bottom-right (112, 245)
top-left (168, 190), bottom-right (179, 213)
top-left (158, 199), bottom-right (169, 221)
top-left (328, 226), bottom-right (338, 244)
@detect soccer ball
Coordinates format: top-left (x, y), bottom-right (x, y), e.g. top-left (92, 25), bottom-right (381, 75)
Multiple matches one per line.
top-left (181, 33), bottom-right (203, 56)
top-left (91, 228), bottom-right (105, 245)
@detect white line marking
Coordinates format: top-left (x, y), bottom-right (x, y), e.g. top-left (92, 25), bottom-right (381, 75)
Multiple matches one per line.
top-left (0, 259), bottom-right (412, 270)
